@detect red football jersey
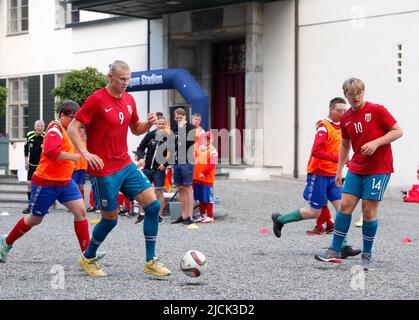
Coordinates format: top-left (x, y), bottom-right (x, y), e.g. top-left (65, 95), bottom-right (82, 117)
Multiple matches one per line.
top-left (75, 88), bottom-right (139, 177)
top-left (341, 101), bottom-right (397, 175)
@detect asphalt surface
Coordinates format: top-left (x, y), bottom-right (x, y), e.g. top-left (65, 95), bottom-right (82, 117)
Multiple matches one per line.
top-left (0, 178), bottom-right (418, 300)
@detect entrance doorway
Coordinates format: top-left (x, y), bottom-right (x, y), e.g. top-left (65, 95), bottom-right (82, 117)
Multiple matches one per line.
top-left (211, 40), bottom-right (245, 162)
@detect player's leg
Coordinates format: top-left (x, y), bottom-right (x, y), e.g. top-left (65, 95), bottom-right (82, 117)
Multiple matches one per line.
top-left (122, 163), bottom-right (170, 276)
top-left (1, 184), bottom-right (56, 262)
top-left (327, 177), bottom-right (361, 258)
top-left (181, 164), bottom-right (195, 223)
top-left (172, 165), bottom-right (186, 223)
top-left (85, 175), bottom-right (119, 259)
top-left (328, 199), bottom-right (361, 259)
top-left (359, 173), bottom-right (391, 270)
top-left (176, 185), bottom-right (187, 222)
top-left (153, 169), bottom-right (166, 222)
top-left (321, 206), bottom-right (333, 231)
top-left (74, 170), bottom-right (86, 201)
top-left (23, 167), bottom-right (35, 214)
top-left (128, 168), bottom-right (158, 262)
top-left (315, 172), bottom-right (361, 263)
top-left (321, 183), bottom-right (336, 233)
top-left (200, 185), bottom-right (215, 223)
top-left (154, 188), bottom-right (164, 222)
top-left (136, 188), bottom-right (170, 276)
top-left (272, 174), bottom-right (324, 238)
top-left (306, 205), bottom-right (329, 235)
top-left (60, 180), bottom-right (90, 253)
top-left (79, 174), bottom-right (120, 277)
top-left (184, 185), bottom-right (194, 224)
top-left (194, 184), bottom-right (207, 222)
top-left (360, 199), bottom-right (379, 270)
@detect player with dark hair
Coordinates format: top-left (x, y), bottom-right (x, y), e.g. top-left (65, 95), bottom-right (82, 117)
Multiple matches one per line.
top-left (1, 100), bottom-right (100, 263)
top-left (272, 97), bottom-right (361, 259)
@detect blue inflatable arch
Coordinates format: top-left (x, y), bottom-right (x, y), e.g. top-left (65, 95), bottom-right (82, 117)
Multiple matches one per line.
top-left (127, 68), bottom-right (209, 130)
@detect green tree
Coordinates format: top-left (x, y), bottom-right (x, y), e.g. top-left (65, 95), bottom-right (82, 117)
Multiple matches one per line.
top-left (52, 67), bottom-right (107, 109)
top-left (0, 86), bottom-right (7, 116)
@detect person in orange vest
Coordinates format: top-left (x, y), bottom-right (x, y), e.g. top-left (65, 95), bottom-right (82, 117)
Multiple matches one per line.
top-left (193, 131), bottom-right (218, 223)
top-left (271, 97), bottom-right (361, 259)
top-left (0, 100), bottom-right (105, 263)
top-left (306, 120), bottom-right (335, 235)
top-left (72, 127), bottom-right (88, 202)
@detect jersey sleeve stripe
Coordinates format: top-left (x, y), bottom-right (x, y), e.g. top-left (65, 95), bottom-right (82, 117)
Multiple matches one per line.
top-left (48, 127), bottom-right (63, 139)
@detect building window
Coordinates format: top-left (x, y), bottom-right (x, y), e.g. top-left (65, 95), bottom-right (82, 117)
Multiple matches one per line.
top-left (56, 0), bottom-right (71, 28)
top-left (55, 73), bottom-right (65, 87)
top-left (8, 78), bottom-right (28, 139)
top-left (56, 0), bottom-right (80, 27)
top-left (71, 7), bottom-right (80, 23)
top-left (8, 0), bottom-right (29, 34)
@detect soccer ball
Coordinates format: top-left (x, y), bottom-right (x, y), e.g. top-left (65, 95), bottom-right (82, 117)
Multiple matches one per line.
top-left (180, 250), bottom-right (207, 278)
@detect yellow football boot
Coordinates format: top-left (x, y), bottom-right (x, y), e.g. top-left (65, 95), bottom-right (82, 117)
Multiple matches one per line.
top-left (144, 257), bottom-right (171, 276)
top-left (79, 254), bottom-right (106, 277)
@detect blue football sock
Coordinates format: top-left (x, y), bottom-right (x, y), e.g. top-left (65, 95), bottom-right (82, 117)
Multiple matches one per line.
top-left (143, 200), bottom-right (160, 262)
top-left (332, 212), bottom-right (352, 252)
top-left (362, 219), bottom-right (378, 255)
top-left (84, 218), bottom-right (117, 259)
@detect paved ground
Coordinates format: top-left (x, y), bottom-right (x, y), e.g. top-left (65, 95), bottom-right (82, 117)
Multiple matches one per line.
top-left (0, 178), bottom-right (418, 300)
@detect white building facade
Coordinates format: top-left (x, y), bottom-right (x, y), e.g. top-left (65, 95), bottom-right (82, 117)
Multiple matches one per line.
top-left (1, 0), bottom-right (418, 187)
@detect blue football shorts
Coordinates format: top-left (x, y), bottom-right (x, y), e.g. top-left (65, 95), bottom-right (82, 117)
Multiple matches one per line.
top-left (303, 173), bottom-right (342, 209)
top-left (90, 163), bottom-right (152, 212)
top-left (72, 169), bottom-right (86, 185)
top-left (30, 180), bottom-right (82, 217)
top-left (342, 171), bottom-right (391, 201)
top-left (193, 183), bottom-right (214, 203)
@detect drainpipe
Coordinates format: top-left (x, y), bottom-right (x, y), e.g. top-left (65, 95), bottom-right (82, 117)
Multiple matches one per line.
top-left (293, 0), bottom-right (299, 179)
top-left (147, 19), bottom-right (151, 114)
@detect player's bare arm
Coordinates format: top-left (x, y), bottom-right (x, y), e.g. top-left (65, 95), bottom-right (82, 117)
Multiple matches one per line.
top-left (336, 138), bottom-right (351, 187)
top-left (56, 151), bottom-right (80, 162)
top-left (130, 112), bottom-right (158, 136)
top-left (68, 118), bottom-right (104, 171)
top-left (360, 123), bottom-right (403, 156)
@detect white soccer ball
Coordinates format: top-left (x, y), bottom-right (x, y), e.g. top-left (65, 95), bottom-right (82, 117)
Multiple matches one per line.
top-left (180, 250), bottom-right (207, 278)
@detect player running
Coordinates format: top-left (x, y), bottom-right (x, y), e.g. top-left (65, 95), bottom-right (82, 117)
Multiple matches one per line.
top-left (271, 97), bottom-right (361, 259)
top-left (1, 101), bottom-right (102, 263)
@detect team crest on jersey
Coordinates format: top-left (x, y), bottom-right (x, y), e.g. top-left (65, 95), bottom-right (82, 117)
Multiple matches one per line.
top-left (127, 104), bottom-right (133, 114)
top-left (365, 113), bottom-right (372, 122)
top-left (101, 199), bottom-right (108, 208)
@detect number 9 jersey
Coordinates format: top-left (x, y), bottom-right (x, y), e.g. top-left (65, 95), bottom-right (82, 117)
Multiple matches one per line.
top-left (74, 87), bottom-right (139, 177)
